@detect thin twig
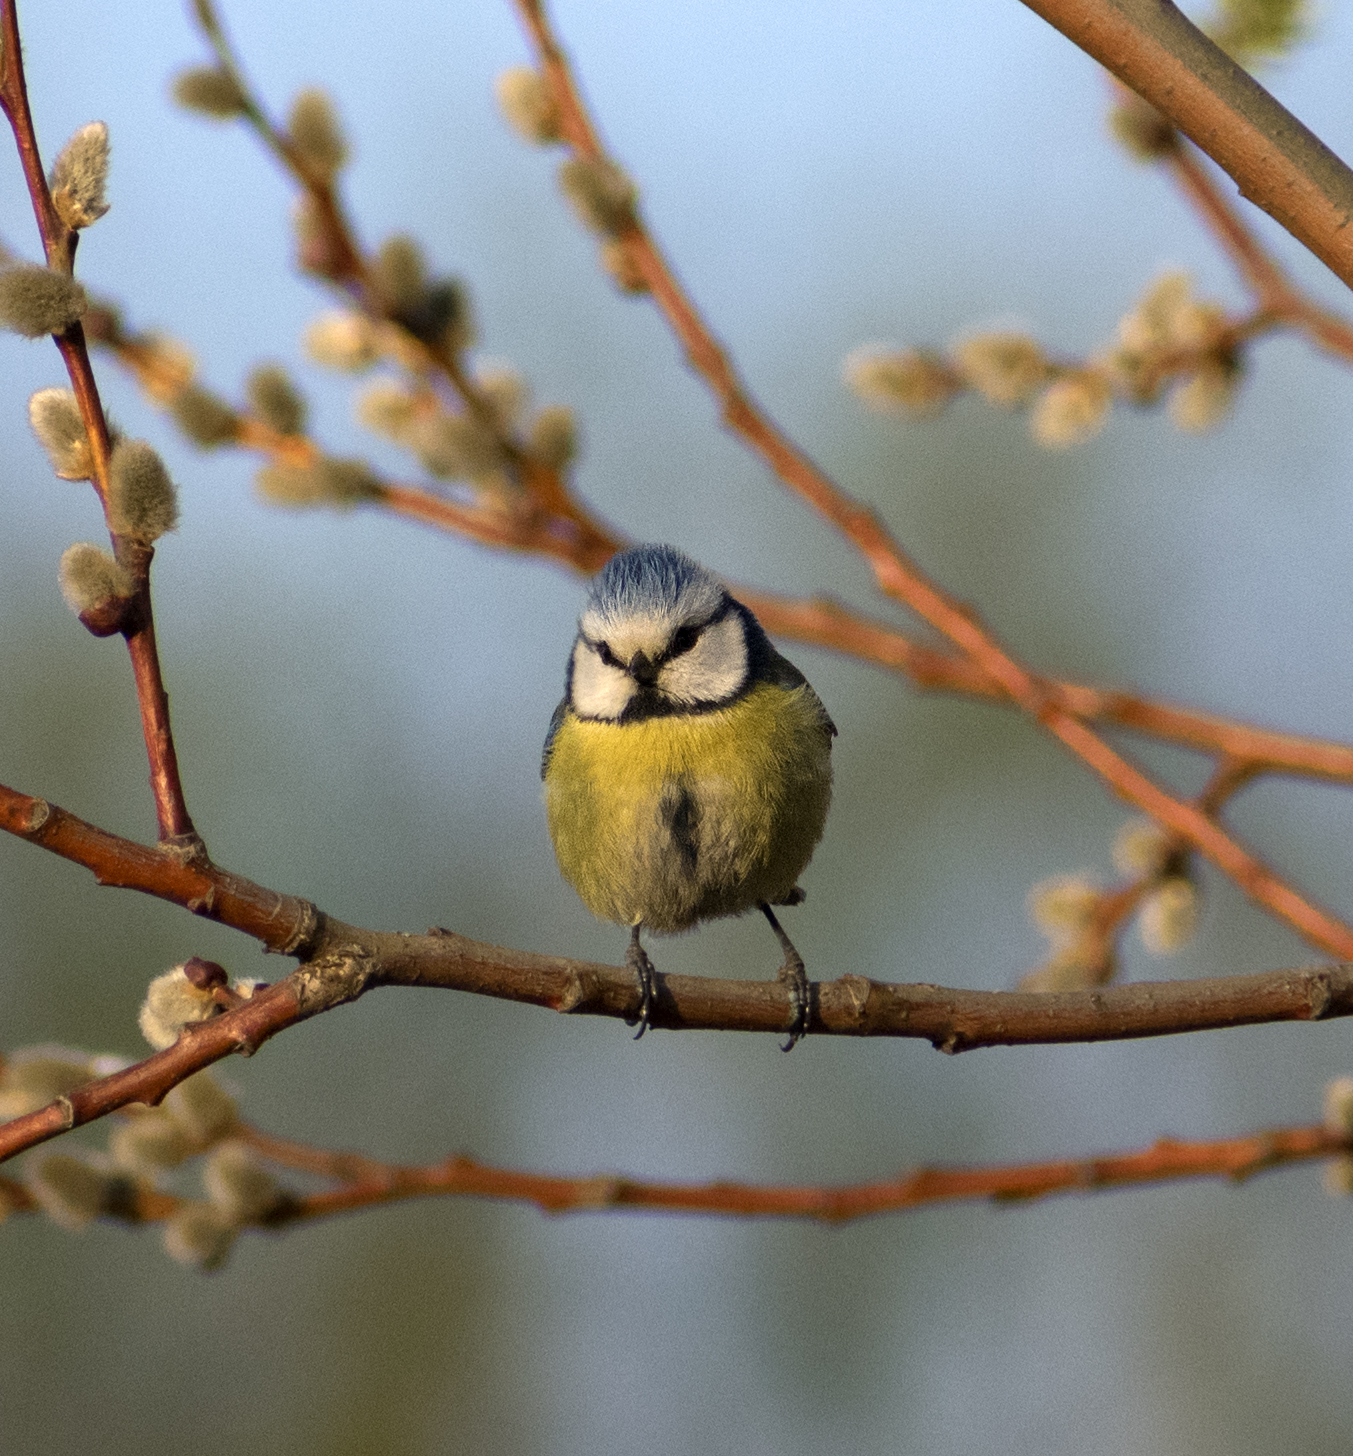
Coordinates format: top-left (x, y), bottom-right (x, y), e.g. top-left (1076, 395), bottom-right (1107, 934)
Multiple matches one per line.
top-left (0, 0), bottom-right (200, 850)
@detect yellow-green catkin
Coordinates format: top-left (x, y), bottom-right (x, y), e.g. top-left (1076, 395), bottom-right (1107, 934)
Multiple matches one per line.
top-left (1112, 818), bottom-right (1171, 876)
top-left (138, 965), bottom-right (220, 1050)
top-left (29, 387), bottom-right (93, 479)
top-left (108, 1108), bottom-right (193, 1175)
top-left (49, 121), bottom-right (111, 230)
top-left (599, 238), bottom-right (649, 295)
top-left (171, 384), bottom-right (240, 447)
top-left (58, 543), bottom-right (134, 616)
top-left (1324, 1076), bottom-right (1353, 1138)
top-left (1028, 873), bottom-right (1100, 941)
top-left (246, 364), bottom-right (306, 435)
top-left (27, 1154), bottom-right (117, 1230)
top-left (843, 347), bottom-right (957, 418)
top-left (408, 413), bottom-right (502, 481)
top-left (1169, 359), bottom-right (1239, 433)
top-left (1210, 0), bottom-right (1307, 64)
top-left (558, 157), bottom-right (638, 237)
top-left (203, 1141), bottom-right (284, 1223)
top-left (255, 455), bottom-right (381, 509)
top-left (1108, 93), bottom-right (1177, 160)
top-left (163, 1201), bottom-right (239, 1270)
top-left (356, 379), bottom-right (418, 439)
top-left (163, 1072), bottom-right (238, 1142)
top-left (373, 234), bottom-right (427, 315)
top-left (528, 405), bottom-right (578, 469)
top-left (172, 66), bottom-right (247, 119)
top-left (495, 67), bottom-right (562, 145)
top-left (287, 87), bottom-right (347, 178)
top-left (477, 366), bottom-right (527, 430)
top-left (0, 265), bottom-right (87, 338)
top-left (0, 1046), bottom-right (95, 1119)
top-left (1138, 877), bottom-right (1200, 954)
top-left (304, 311), bottom-right (378, 372)
top-left (1029, 371), bottom-right (1112, 448)
top-left (952, 332), bottom-right (1048, 408)
top-left (107, 440), bottom-right (179, 542)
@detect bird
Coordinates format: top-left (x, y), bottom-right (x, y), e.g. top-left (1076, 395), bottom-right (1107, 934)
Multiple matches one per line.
top-left (542, 543), bottom-right (835, 1048)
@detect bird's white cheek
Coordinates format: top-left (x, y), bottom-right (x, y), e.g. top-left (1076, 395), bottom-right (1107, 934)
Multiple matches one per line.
top-left (570, 640), bottom-right (636, 720)
top-left (658, 616), bottom-right (747, 705)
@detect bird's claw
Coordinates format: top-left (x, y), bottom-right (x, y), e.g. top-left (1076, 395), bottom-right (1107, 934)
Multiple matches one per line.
top-left (626, 933), bottom-right (657, 1039)
top-left (776, 950), bottom-right (810, 1052)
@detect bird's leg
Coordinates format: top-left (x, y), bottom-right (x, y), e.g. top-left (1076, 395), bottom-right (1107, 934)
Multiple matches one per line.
top-left (626, 922), bottom-right (657, 1039)
top-left (761, 902), bottom-right (810, 1051)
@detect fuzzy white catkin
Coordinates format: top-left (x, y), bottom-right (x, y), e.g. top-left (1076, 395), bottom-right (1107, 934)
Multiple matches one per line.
top-left (29, 387), bottom-right (93, 479)
top-left (304, 311), bottom-right (377, 372)
top-left (0, 1046), bottom-right (94, 1119)
top-left (138, 966), bottom-right (220, 1050)
top-left (27, 1154), bottom-right (113, 1230)
top-left (163, 1201), bottom-right (239, 1270)
top-left (0, 265), bottom-right (88, 338)
top-left (163, 1072), bottom-right (239, 1142)
top-left (107, 440), bottom-right (179, 542)
top-left (843, 347), bottom-right (955, 417)
top-left (49, 121), bottom-right (111, 230)
top-left (203, 1141), bottom-right (282, 1223)
top-left (58, 543), bottom-right (133, 616)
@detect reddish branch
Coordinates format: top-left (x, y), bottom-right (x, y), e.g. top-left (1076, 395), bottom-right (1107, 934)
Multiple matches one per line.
top-left (4, 1119), bottom-right (1345, 1228)
top-left (0, 0), bottom-right (199, 850)
top-left (1020, 0), bottom-right (1353, 293)
top-left (511, 0), bottom-right (1353, 962)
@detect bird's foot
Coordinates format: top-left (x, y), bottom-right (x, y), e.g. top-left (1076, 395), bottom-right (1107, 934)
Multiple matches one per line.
top-left (626, 927), bottom-right (657, 1039)
top-left (775, 950), bottom-right (810, 1052)
top-left (761, 903), bottom-right (810, 1051)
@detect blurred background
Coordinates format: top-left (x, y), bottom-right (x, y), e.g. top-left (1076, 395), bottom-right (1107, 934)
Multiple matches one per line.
top-left (2, 0), bottom-right (1353, 1450)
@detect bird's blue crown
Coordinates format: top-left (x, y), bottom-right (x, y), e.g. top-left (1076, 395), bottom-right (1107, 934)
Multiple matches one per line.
top-left (584, 544), bottom-right (728, 629)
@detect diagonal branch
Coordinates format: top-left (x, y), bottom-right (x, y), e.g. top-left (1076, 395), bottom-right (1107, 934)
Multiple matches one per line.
top-left (511, 0), bottom-right (1353, 962)
top-left (1022, 0), bottom-right (1353, 294)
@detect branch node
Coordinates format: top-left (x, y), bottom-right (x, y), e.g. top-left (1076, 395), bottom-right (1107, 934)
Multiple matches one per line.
top-left (557, 969), bottom-right (595, 1013)
top-left (1307, 972), bottom-right (1335, 1020)
top-left (53, 1095), bottom-right (75, 1131)
top-left (836, 973), bottom-right (874, 1025)
top-left (23, 797), bottom-right (51, 834)
top-left (293, 953), bottom-right (373, 1015)
top-left (275, 899), bottom-right (322, 957)
top-left (161, 832), bottom-right (209, 868)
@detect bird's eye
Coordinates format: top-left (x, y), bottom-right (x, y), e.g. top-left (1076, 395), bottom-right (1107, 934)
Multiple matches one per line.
top-left (669, 624), bottom-right (701, 658)
top-left (595, 640), bottom-right (620, 668)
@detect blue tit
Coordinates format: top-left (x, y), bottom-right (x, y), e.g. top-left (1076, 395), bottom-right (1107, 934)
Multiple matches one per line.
top-left (542, 543), bottom-right (835, 1047)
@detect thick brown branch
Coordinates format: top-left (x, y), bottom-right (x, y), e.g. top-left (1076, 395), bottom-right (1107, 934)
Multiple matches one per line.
top-left (1023, 0), bottom-right (1353, 292)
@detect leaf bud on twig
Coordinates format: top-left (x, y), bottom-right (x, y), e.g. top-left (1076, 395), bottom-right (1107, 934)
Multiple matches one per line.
top-left (0, 1045), bottom-right (95, 1119)
top-left (203, 1141), bottom-right (285, 1223)
top-left (29, 387), bottom-right (93, 479)
top-left (843, 347), bottom-right (958, 418)
top-left (1029, 370), bottom-right (1112, 448)
top-left (477, 365), bottom-right (527, 430)
top-left (171, 383), bottom-right (240, 447)
top-left (107, 439), bottom-right (179, 542)
top-left (286, 87), bottom-right (348, 179)
top-left (495, 67), bottom-right (562, 145)
top-left (304, 311), bottom-right (378, 372)
top-left (528, 404), bottom-right (578, 470)
top-left (1323, 1076), bottom-right (1353, 1138)
top-left (108, 1108), bottom-right (193, 1175)
top-left (164, 1071), bottom-right (238, 1143)
top-left (48, 121), bottom-right (111, 230)
top-left (163, 1201), bottom-right (239, 1270)
top-left (1138, 877), bottom-right (1200, 953)
top-left (0, 265), bottom-right (87, 338)
top-left (951, 332), bottom-right (1049, 409)
top-left (58, 543), bottom-right (135, 627)
top-left (172, 66), bottom-right (248, 119)
top-left (255, 455), bottom-right (382, 509)
top-left (246, 364), bottom-right (307, 436)
top-left (138, 964), bottom-right (222, 1050)
top-left (558, 157), bottom-right (638, 238)
top-left (1209, 0), bottom-right (1306, 64)
top-left (26, 1154), bottom-right (121, 1230)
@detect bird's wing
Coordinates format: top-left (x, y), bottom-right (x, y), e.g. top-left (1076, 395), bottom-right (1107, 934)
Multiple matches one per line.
top-left (540, 697), bottom-right (569, 779)
top-left (760, 644), bottom-right (837, 740)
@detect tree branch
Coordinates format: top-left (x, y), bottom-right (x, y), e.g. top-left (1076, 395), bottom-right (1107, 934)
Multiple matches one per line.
top-left (1022, 0), bottom-right (1353, 294)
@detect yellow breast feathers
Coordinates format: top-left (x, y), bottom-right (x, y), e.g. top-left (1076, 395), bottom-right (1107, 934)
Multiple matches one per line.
top-left (544, 681), bottom-right (832, 933)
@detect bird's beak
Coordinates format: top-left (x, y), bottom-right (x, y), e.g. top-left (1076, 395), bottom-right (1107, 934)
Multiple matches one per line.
top-left (629, 650), bottom-right (658, 686)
